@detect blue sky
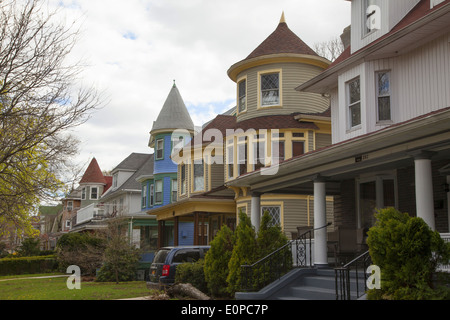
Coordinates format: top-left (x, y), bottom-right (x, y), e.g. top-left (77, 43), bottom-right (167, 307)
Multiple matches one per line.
top-left (50, 0), bottom-right (351, 173)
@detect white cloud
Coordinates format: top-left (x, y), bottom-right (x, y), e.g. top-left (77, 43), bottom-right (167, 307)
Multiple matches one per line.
top-left (48, 0), bottom-right (350, 172)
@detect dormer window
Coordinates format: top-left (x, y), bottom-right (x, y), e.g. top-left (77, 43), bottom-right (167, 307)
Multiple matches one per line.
top-left (259, 71), bottom-right (281, 107)
top-left (363, 0), bottom-right (380, 37)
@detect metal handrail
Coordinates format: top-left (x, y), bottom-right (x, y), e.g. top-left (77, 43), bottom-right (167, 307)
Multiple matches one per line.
top-left (240, 223), bottom-right (331, 292)
top-left (335, 250), bottom-right (371, 300)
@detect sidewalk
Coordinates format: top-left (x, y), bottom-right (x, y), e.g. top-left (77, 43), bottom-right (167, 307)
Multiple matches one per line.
top-left (0, 275), bottom-right (69, 282)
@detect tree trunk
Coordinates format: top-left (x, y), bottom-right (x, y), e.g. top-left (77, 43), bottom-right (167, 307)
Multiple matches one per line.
top-left (167, 283), bottom-right (210, 300)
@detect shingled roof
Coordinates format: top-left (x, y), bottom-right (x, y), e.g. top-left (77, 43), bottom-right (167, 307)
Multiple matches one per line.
top-left (245, 12), bottom-right (318, 61)
top-left (151, 82), bottom-right (195, 133)
top-left (79, 158), bottom-right (107, 185)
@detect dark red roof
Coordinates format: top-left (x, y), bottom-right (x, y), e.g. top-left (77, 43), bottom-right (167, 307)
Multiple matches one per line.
top-left (245, 21), bottom-right (318, 60)
top-left (79, 158), bottom-right (107, 185)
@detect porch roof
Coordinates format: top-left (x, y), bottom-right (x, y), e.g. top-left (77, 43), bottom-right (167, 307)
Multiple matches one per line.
top-left (225, 107), bottom-right (450, 194)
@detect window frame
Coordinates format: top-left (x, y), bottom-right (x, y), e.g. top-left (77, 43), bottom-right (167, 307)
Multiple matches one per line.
top-left (90, 186), bottom-right (98, 200)
top-left (171, 179), bottom-right (178, 202)
top-left (258, 69), bottom-right (282, 109)
top-left (375, 70), bottom-right (392, 123)
top-left (149, 183), bottom-right (154, 206)
top-left (192, 160), bottom-right (205, 192)
top-left (260, 203), bottom-right (283, 228)
top-left (346, 77), bottom-right (362, 129)
top-left (180, 163), bottom-right (187, 195)
top-left (142, 184), bottom-right (148, 208)
top-left (237, 76), bottom-right (247, 114)
top-left (156, 138), bottom-right (164, 160)
top-left (155, 180), bottom-right (163, 204)
top-left (226, 139), bottom-right (234, 180)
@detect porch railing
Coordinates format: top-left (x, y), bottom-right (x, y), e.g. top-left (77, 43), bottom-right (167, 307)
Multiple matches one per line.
top-left (334, 250), bottom-right (371, 300)
top-left (240, 224), bottom-right (329, 292)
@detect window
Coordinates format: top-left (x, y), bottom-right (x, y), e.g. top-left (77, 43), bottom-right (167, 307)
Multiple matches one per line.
top-left (376, 71), bottom-right (391, 122)
top-left (172, 179), bottom-right (177, 202)
top-left (149, 184), bottom-right (154, 206)
top-left (180, 164), bottom-right (186, 194)
top-left (90, 186), bottom-right (98, 200)
top-left (65, 220), bottom-right (71, 228)
top-left (156, 139), bottom-right (164, 160)
top-left (260, 72), bottom-right (280, 107)
top-left (347, 77), bottom-right (361, 128)
top-left (67, 201), bottom-right (73, 211)
top-left (113, 173), bottom-right (118, 188)
top-left (237, 137), bottom-right (247, 176)
top-left (238, 79), bottom-right (247, 113)
top-left (81, 187), bottom-right (86, 200)
top-left (193, 161), bottom-right (204, 192)
top-left (227, 141), bottom-right (234, 179)
top-left (271, 132), bottom-right (285, 163)
top-left (155, 180), bottom-right (163, 204)
top-left (142, 185), bottom-right (147, 208)
top-left (261, 206), bottom-right (281, 227)
top-left (363, 0), bottom-right (380, 36)
top-left (172, 136), bottom-right (184, 155)
top-left (292, 141), bottom-right (305, 157)
top-left (252, 136), bottom-right (265, 171)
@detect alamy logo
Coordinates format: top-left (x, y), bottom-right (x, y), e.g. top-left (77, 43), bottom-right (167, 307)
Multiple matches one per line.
top-left (366, 5), bottom-right (381, 33)
top-left (366, 265), bottom-right (381, 290)
top-left (66, 265), bottom-right (81, 290)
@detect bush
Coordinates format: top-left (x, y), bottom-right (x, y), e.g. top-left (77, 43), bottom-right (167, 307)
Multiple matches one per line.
top-left (175, 259), bottom-right (207, 294)
top-left (0, 255), bottom-right (58, 276)
top-left (226, 211), bottom-right (257, 295)
top-left (367, 207), bottom-right (450, 300)
top-left (56, 232), bottom-right (106, 275)
top-left (204, 225), bottom-right (234, 298)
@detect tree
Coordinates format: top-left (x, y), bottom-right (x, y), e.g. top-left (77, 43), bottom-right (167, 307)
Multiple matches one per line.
top-left (0, 0), bottom-right (102, 237)
top-left (96, 218), bottom-right (141, 283)
top-left (204, 224), bottom-right (234, 297)
top-left (226, 211), bottom-right (257, 295)
top-left (313, 37), bottom-right (345, 62)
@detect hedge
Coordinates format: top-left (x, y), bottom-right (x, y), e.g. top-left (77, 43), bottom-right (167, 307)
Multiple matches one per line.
top-left (0, 255), bottom-right (59, 276)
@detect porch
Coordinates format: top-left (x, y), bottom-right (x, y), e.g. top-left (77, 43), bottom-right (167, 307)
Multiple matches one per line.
top-left (148, 197), bottom-right (236, 247)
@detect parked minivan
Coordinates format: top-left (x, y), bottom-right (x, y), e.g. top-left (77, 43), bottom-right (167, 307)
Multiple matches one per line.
top-left (148, 246), bottom-right (210, 288)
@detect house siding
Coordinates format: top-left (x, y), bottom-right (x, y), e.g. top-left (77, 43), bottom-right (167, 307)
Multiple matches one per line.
top-left (236, 62), bottom-right (329, 123)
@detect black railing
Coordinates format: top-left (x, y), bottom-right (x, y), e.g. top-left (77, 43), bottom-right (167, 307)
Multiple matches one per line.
top-left (335, 250), bottom-right (372, 300)
top-left (240, 224), bottom-right (330, 292)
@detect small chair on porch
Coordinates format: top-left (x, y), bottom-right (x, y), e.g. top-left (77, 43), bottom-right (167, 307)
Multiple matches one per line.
top-left (327, 227), bottom-right (365, 265)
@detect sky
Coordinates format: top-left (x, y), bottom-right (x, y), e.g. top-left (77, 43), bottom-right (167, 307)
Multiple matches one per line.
top-left (49, 0), bottom-right (351, 174)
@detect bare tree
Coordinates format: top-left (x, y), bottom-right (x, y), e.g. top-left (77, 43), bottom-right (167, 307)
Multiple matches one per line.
top-left (313, 37), bottom-right (345, 62)
top-left (0, 0), bottom-right (103, 236)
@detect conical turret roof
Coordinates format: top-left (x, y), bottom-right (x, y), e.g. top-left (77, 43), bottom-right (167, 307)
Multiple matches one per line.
top-left (245, 13), bottom-right (318, 60)
top-left (79, 158), bottom-right (107, 185)
top-left (150, 82), bottom-right (195, 133)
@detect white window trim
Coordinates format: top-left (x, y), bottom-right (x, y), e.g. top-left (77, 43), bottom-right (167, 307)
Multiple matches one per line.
top-left (156, 138), bottom-right (164, 160)
top-left (90, 186), bottom-right (99, 200)
top-left (237, 76), bottom-right (247, 115)
top-left (346, 77), bottom-right (362, 130)
top-left (375, 70), bottom-right (392, 124)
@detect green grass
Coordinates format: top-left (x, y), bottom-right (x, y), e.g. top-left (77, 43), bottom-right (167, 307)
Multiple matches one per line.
top-left (0, 273), bottom-right (156, 300)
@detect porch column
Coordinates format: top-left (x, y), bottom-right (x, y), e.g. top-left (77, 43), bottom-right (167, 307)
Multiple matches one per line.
top-left (250, 192), bottom-right (261, 233)
top-left (314, 178), bottom-right (328, 267)
top-left (173, 216), bottom-right (179, 247)
top-left (414, 152), bottom-right (435, 230)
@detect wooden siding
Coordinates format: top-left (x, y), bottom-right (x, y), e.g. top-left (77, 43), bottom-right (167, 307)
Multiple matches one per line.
top-left (236, 62), bottom-right (329, 123)
top-left (351, 0), bottom-right (420, 54)
top-left (332, 32), bottom-right (450, 144)
top-left (315, 133), bottom-right (332, 150)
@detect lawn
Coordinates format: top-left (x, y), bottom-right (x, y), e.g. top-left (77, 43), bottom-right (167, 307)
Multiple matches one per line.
top-left (0, 273), bottom-right (156, 300)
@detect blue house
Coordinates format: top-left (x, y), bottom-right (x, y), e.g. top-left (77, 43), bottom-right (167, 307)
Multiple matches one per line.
top-left (141, 82), bottom-right (196, 247)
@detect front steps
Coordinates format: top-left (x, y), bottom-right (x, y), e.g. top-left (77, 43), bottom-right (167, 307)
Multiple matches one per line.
top-left (236, 268), bottom-right (367, 300)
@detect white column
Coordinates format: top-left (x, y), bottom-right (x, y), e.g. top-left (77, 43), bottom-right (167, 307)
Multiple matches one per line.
top-left (314, 179), bottom-right (328, 267)
top-left (414, 155), bottom-right (435, 230)
top-left (251, 192), bottom-right (261, 233)
top-left (447, 175), bottom-right (450, 233)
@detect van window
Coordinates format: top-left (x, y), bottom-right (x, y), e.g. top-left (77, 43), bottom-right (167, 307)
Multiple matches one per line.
top-left (172, 249), bottom-right (200, 263)
top-left (153, 249), bottom-right (170, 264)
